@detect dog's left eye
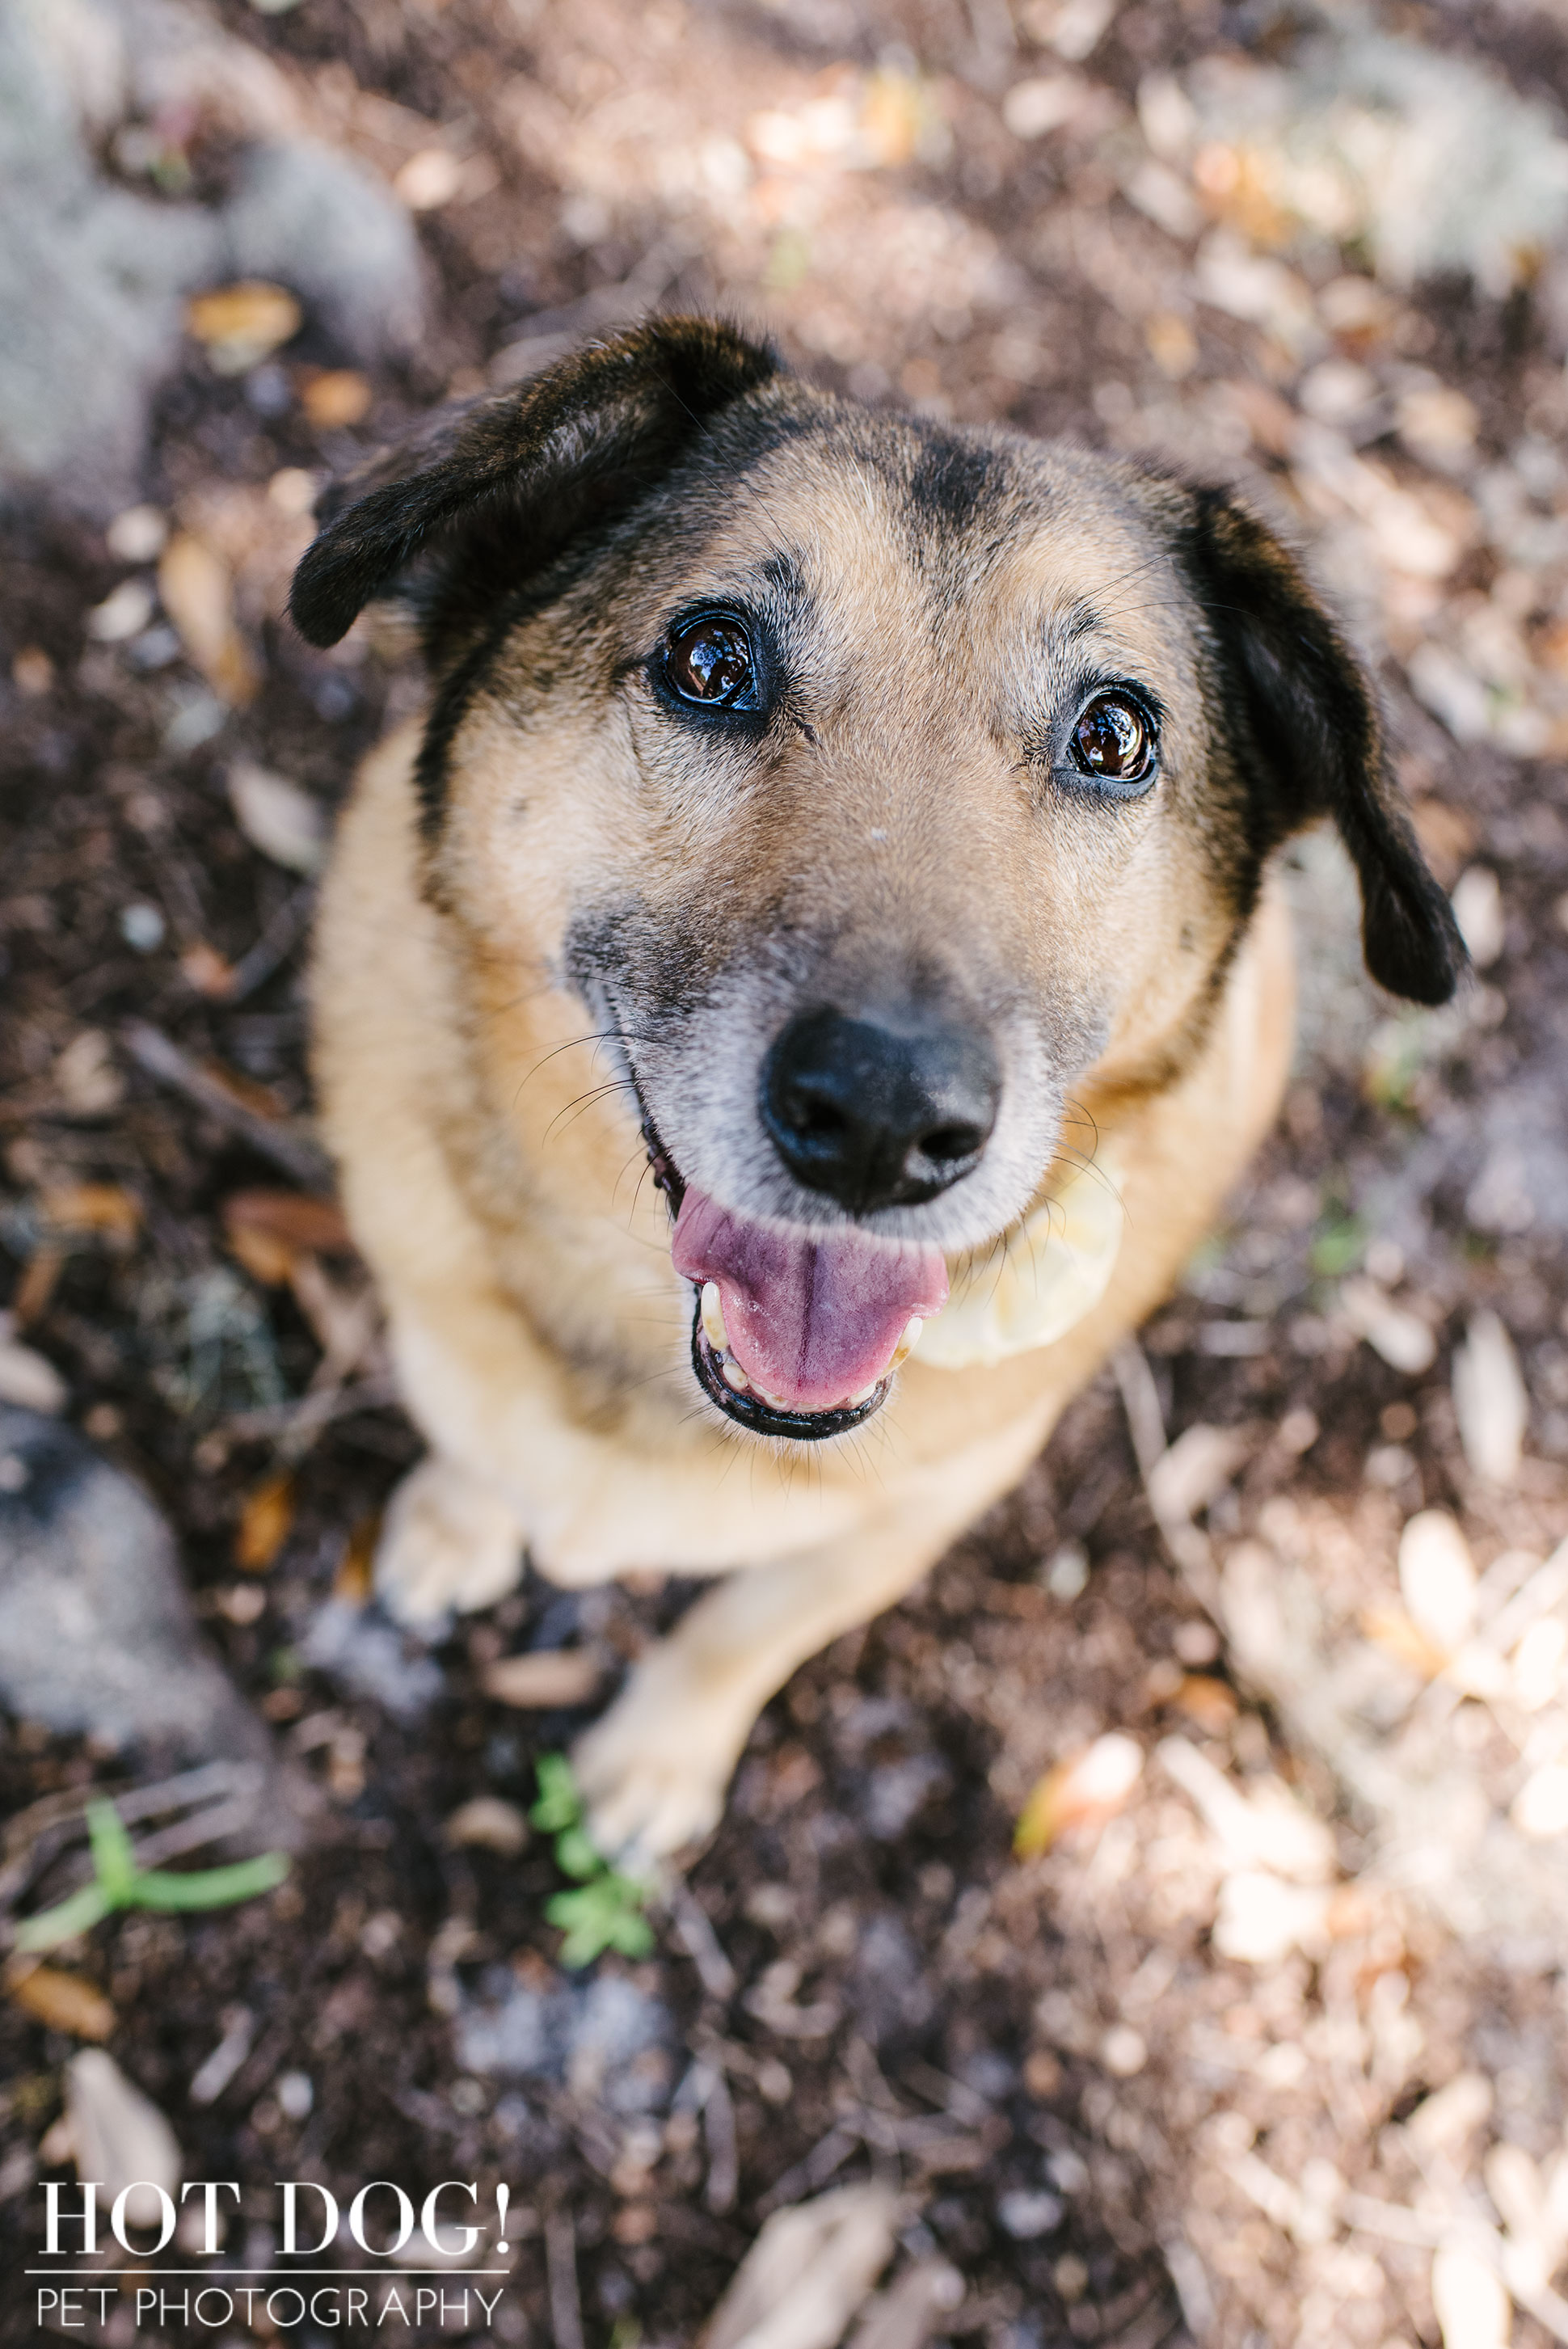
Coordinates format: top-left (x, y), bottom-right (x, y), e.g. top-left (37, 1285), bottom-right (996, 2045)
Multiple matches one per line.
top-left (1070, 692), bottom-right (1156, 787)
top-left (664, 615), bottom-right (757, 708)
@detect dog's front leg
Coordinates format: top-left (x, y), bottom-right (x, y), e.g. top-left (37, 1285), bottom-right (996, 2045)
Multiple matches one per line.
top-left (571, 1482), bottom-right (987, 1871)
top-left (373, 1454), bottom-right (529, 1622)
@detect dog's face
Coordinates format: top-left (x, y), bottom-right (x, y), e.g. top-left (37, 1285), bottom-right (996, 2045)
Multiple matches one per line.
top-left (294, 319), bottom-right (1462, 1445)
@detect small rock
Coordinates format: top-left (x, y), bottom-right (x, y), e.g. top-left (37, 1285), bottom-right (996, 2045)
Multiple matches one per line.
top-left (445, 1795), bottom-right (529, 1856)
top-left (482, 1648), bottom-right (604, 1709)
top-left (457, 1971), bottom-right (672, 2115)
top-left (228, 760), bottom-right (327, 875)
top-left (1451, 866), bottom-right (1505, 968)
top-left (1340, 1276), bottom-right (1438, 1374)
top-left (702, 2185), bottom-right (900, 2349)
top-left (997, 2187), bottom-right (1065, 2240)
top-left (55, 1029), bottom-right (124, 1115)
top-left (65, 2052), bottom-right (180, 2232)
top-left (0, 1322), bottom-right (67, 1415)
top-left (1148, 1423), bottom-right (1252, 1521)
top-left (303, 1597), bottom-right (444, 1724)
top-left (1100, 2025), bottom-right (1147, 2077)
top-left (0, 1407), bottom-right (285, 1788)
top-left (222, 138), bottom-right (425, 366)
top-left (1452, 1311), bottom-right (1529, 1485)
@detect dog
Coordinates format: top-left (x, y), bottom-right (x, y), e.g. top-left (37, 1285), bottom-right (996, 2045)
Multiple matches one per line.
top-left (290, 316), bottom-right (1462, 1870)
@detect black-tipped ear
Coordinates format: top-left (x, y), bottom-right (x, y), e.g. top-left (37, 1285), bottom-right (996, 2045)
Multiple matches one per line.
top-left (1182, 484), bottom-right (1465, 1006)
top-left (289, 315), bottom-right (782, 657)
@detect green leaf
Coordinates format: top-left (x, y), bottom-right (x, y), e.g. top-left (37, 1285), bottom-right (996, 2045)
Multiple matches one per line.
top-left (552, 1827), bottom-right (601, 1881)
top-left (130, 1853), bottom-right (291, 1911)
top-left (13, 1882), bottom-right (112, 1953)
top-left (86, 1800), bottom-right (138, 1906)
top-left (530, 1753), bottom-right (581, 1835)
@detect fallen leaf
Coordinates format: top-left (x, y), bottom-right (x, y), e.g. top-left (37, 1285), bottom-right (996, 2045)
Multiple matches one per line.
top-left (702, 2184), bottom-right (900, 2349)
top-left (186, 280), bottom-right (301, 373)
top-left (1405, 2073), bottom-right (1493, 2159)
top-left (846, 2259), bottom-right (965, 2349)
top-left (445, 1796), bottom-right (529, 1855)
top-left (65, 2051), bottom-right (180, 2228)
top-left (226, 1222), bottom-right (298, 1286)
top-left (299, 369), bottom-right (373, 428)
top-left (7, 1964), bottom-right (114, 2041)
top-left (1015, 1731), bottom-right (1143, 1858)
top-left (288, 1254), bottom-right (378, 1377)
top-left (483, 1650), bottom-right (605, 1709)
top-left (158, 533), bottom-right (259, 706)
top-left (224, 1189), bottom-right (354, 1256)
top-left (1157, 1736), bottom-right (1334, 1879)
top-left (333, 1514), bottom-right (380, 1605)
top-left (55, 1030), bottom-right (124, 1115)
top-left (1452, 1311), bottom-right (1528, 1486)
top-left (1431, 2244), bottom-right (1511, 2349)
top-left (228, 760), bottom-right (327, 875)
top-left (1147, 1423), bottom-right (1252, 1522)
top-left (1340, 1276), bottom-right (1437, 1374)
top-left (12, 1246), bottom-right (65, 1326)
top-left (1359, 1602), bottom-right (1448, 1681)
top-left (235, 1471), bottom-right (295, 1572)
top-left (1174, 1674), bottom-right (1238, 1731)
top-left (41, 1183), bottom-right (141, 1239)
top-left (1397, 1511), bottom-right (1477, 1655)
top-left (12, 645), bottom-right (54, 695)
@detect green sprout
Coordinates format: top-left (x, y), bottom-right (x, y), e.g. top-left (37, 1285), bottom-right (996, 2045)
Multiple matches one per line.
top-left (15, 1799), bottom-right (289, 1954)
top-left (529, 1755), bottom-right (653, 1968)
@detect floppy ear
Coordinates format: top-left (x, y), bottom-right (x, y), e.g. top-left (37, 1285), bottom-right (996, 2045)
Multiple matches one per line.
top-left (1182, 483), bottom-right (1465, 1006)
top-left (289, 315), bottom-right (783, 661)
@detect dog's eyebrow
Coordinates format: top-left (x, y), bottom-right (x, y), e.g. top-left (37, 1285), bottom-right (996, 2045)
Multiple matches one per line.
top-left (1045, 598), bottom-right (1106, 648)
top-left (760, 548), bottom-right (807, 601)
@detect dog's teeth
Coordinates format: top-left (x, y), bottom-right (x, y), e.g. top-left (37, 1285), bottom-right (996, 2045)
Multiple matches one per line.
top-left (721, 1355), bottom-right (752, 1394)
top-left (761, 1390), bottom-right (791, 1411)
top-left (890, 1314), bottom-right (925, 1369)
top-left (700, 1280), bottom-right (728, 1352)
top-left (846, 1379), bottom-right (880, 1407)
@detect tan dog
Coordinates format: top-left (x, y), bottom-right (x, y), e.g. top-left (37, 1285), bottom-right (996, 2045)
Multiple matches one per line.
top-left (292, 318), bottom-right (1462, 1869)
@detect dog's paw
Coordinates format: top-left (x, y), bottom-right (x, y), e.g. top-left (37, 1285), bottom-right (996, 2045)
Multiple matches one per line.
top-left (572, 1668), bottom-right (746, 1870)
top-left (373, 1457), bottom-right (524, 1626)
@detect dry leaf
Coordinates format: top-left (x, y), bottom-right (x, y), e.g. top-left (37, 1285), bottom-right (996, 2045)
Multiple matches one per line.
top-left (41, 1183), bottom-right (141, 1239)
top-left (7, 1963), bottom-right (114, 2041)
top-left (445, 1796), bottom-right (529, 1855)
top-left (226, 1222), bottom-right (297, 1286)
top-left (1397, 1511), bottom-right (1477, 1655)
top-left (333, 1513), bottom-right (380, 1605)
top-left (1174, 1674), bottom-right (1238, 1731)
top-left (55, 1030), bottom-right (124, 1115)
top-left (702, 2185), bottom-right (900, 2349)
top-left (158, 533), bottom-right (259, 706)
top-left (1157, 1736), bottom-right (1334, 1880)
top-left (1431, 2244), bottom-right (1511, 2349)
top-left (1015, 1732), bottom-right (1143, 1858)
top-left (394, 148), bottom-right (464, 210)
top-left (186, 280), bottom-right (301, 373)
top-left (288, 1255), bottom-right (377, 1377)
top-left (1147, 1423), bottom-right (1252, 1522)
top-left (1340, 1276), bottom-right (1437, 1375)
top-left (12, 1246), bottom-right (65, 1326)
top-left (228, 760), bottom-right (327, 875)
top-left (1452, 1311), bottom-right (1528, 1486)
top-left (235, 1470), bottom-right (295, 1571)
top-left (224, 1189), bottom-right (354, 1256)
top-left (65, 2051), bottom-right (180, 2228)
top-left (300, 369), bottom-right (373, 428)
top-left (1359, 1602), bottom-right (1449, 1680)
top-left (13, 645), bottom-right (54, 695)
top-left (483, 1650), bottom-right (605, 1709)
top-left (846, 2259), bottom-right (965, 2349)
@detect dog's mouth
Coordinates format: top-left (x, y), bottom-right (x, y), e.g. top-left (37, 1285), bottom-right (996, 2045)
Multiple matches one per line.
top-left (641, 1110), bottom-right (949, 1442)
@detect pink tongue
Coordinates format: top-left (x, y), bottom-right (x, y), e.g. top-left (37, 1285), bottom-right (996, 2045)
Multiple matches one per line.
top-left (672, 1188), bottom-right (949, 1414)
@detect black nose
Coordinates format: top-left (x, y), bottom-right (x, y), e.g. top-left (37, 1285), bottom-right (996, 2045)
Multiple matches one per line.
top-left (761, 1008), bottom-right (1001, 1213)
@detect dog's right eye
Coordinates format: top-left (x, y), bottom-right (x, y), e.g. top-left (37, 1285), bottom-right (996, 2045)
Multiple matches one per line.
top-left (664, 615), bottom-right (757, 709)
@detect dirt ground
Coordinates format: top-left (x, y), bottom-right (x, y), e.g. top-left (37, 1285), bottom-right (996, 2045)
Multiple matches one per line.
top-left (3, 2), bottom-right (1568, 2346)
